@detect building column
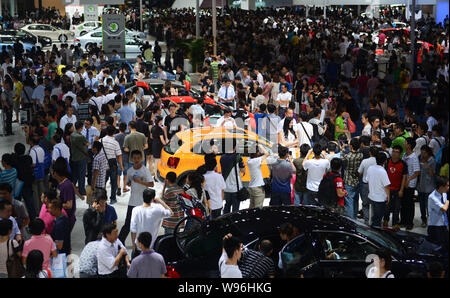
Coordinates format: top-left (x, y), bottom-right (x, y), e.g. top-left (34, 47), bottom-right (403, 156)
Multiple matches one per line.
top-left (0, 0), bottom-right (3, 18)
top-left (9, 0), bottom-right (15, 17)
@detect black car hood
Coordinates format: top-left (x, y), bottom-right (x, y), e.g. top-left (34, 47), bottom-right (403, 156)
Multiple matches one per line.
top-left (383, 229), bottom-right (447, 258)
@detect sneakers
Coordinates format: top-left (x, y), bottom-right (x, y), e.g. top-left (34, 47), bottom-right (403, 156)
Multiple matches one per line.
top-left (117, 188), bottom-right (121, 196)
top-left (110, 199), bottom-right (117, 205)
top-left (383, 220), bottom-right (389, 228)
top-left (421, 221), bottom-right (427, 228)
top-left (392, 224), bottom-right (400, 231)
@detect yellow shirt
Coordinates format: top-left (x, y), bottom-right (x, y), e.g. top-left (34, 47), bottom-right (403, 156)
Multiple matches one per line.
top-left (57, 65), bottom-right (66, 76)
top-left (440, 163), bottom-right (449, 179)
top-left (14, 81), bottom-right (23, 102)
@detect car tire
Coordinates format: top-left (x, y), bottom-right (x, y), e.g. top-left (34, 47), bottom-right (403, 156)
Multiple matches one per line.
top-left (85, 43), bottom-right (94, 51)
top-left (59, 34), bottom-right (68, 43)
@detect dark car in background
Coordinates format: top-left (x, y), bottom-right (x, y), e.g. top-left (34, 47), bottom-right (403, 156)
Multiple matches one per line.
top-left (0, 29), bottom-right (52, 48)
top-left (154, 206), bottom-right (448, 278)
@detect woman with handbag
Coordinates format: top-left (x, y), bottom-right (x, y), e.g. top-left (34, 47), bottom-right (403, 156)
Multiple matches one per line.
top-left (185, 172), bottom-right (211, 218)
top-left (0, 219), bottom-right (22, 278)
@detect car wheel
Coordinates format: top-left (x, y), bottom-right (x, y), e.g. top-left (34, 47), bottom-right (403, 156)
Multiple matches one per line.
top-left (59, 34), bottom-right (67, 43)
top-left (85, 43), bottom-right (94, 51)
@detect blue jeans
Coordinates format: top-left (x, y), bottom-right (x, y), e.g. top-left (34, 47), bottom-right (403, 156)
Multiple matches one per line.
top-left (223, 192), bottom-right (240, 214)
top-left (418, 192), bottom-right (430, 223)
top-left (344, 185), bottom-right (360, 219)
top-left (371, 200), bottom-right (387, 228)
top-left (270, 192), bottom-right (291, 206)
top-left (303, 190), bottom-right (318, 206)
top-left (72, 159), bottom-right (87, 195)
top-left (294, 191), bottom-right (307, 206)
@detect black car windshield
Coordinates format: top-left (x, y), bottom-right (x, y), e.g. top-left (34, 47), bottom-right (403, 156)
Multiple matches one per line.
top-left (350, 219), bottom-right (404, 256)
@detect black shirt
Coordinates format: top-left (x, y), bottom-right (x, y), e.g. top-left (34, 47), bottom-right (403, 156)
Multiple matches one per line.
top-left (164, 114), bottom-right (178, 140)
top-left (51, 215), bottom-right (71, 254)
top-left (136, 118), bottom-right (150, 138)
top-left (82, 207), bottom-right (105, 245)
top-left (11, 154), bottom-right (34, 187)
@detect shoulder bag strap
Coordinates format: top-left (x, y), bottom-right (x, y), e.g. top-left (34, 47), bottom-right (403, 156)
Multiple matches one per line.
top-left (433, 137), bottom-right (442, 148)
top-left (32, 148), bottom-right (39, 164)
top-left (234, 154), bottom-right (241, 192)
top-left (100, 139), bottom-right (109, 159)
top-left (299, 122), bottom-right (312, 144)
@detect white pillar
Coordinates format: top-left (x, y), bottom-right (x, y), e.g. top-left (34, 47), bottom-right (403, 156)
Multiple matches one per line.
top-left (9, 0), bottom-right (14, 17)
top-left (241, 0), bottom-right (255, 10)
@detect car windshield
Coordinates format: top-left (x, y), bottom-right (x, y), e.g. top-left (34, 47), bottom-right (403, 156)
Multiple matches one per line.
top-left (349, 219), bottom-right (404, 256)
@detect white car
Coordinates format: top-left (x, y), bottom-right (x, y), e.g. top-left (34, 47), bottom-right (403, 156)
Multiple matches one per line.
top-left (73, 21), bottom-right (102, 37)
top-left (74, 29), bottom-right (145, 49)
top-left (21, 24), bottom-right (75, 43)
top-left (74, 31), bottom-right (145, 59)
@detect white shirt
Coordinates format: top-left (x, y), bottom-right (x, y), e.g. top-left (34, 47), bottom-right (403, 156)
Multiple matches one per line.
top-left (30, 145), bottom-right (45, 165)
top-left (426, 116), bottom-right (438, 132)
top-left (82, 126), bottom-right (100, 149)
top-left (402, 152), bottom-right (420, 188)
top-left (247, 157), bottom-right (265, 188)
top-left (414, 135), bottom-right (429, 157)
top-left (358, 157), bottom-right (377, 183)
top-left (276, 91), bottom-right (292, 108)
top-left (85, 78), bottom-right (99, 92)
top-left (97, 237), bottom-right (128, 275)
top-left (218, 252), bottom-right (242, 278)
top-left (126, 165), bottom-right (154, 207)
top-left (62, 91), bottom-right (77, 103)
top-left (191, 104), bottom-right (206, 119)
top-left (367, 165), bottom-right (390, 202)
top-left (59, 114), bottom-right (77, 129)
top-left (130, 204), bottom-right (171, 249)
top-left (429, 136), bottom-right (445, 156)
top-left (303, 158), bottom-right (330, 192)
top-left (296, 121), bottom-right (314, 146)
top-left (218, 85), bottom-right (236, 101)
top-left (362, 124), bottom-right (372, 136)
top-left (52, 142), bottom-right (70, 162)
top-left (203, 171), bottom-right (226, 210)
top-left (32, 85), bottom-right (45, 105)
top-left (215, 116), bottom-right (236, 129)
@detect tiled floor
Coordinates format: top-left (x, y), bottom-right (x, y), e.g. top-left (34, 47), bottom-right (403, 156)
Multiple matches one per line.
top-left (1, 117), bottom-right (428, 258)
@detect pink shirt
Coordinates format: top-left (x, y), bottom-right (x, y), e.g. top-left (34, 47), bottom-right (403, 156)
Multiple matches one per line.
top-left (22, 235), bottom-right (56, 269)
top-left (39, 204), bottom-right (68, 235)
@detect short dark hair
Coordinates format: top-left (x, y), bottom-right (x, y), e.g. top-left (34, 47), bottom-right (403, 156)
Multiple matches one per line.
top-left (350, 138), bottom-right (360, 151)
top-left (300, 144), bottom-right (311, 158)
top-left (166, 172), bottom-right (177, 184)
top-left (436, 176), bottom-right (449, 189)
top-left (129, 120), bottom-right (137, 129)
top-left (14, 143), bottom-right (26, 155)
top-left (0, 182), bottom-right (12, 193)
top-left (418, 122), bottom-right (428, 133)
top-left (360, 135), bottom-right (371, 146)
top-left (49, 199), bottom-right (62, 210)
top-left (267, 104), bottom-right (276, 114)
top-left (29, 218), bottom-right (45, 236)
top-left (44, 189), bottom-right (57, 201)
top-left (0, 218), bottom-right (12, 236)
top-left (279, 223), bottom-right (296, 237)
top-left (278, 145), bottom-right (289, 158)
top-left (223, 235), bottom-right (242, 259)
top-left (119, 122), bottom-right (127, 132)
top-left (131, 150), bottom-right (142, 158)
top-left (313, 143), bottom-right (322, 156)
top-left (136, 109), bottom-right (144, 118)
top-left (391, 145), bottom-right (403, 153)
top-left (405, 137), bottom-right (416, 150)
top-left (330, 158), bottom-right (342, 172)
top-left (137, 232), bottom-right (152, 249)
top-left (428, 262), bottom-right (444, 278)
top-left (94, 188), bottom-right (107, 202)
top-left (106, 125), bottom-right (116, 136)
top-left (143, 188), bottom-right (156, 204)
top-left (376, 152), bottom-right (387, 165)
top-left (382, 137), bottom-right (392, 147)
top-left (259, 240), bottom-right (273, 255)
top-left (369, 146), bottom-right (379, 157)
top-left (92, 141), bottom-right (103, 151)
top-left (327, 142), bottom-right (337, 152)
top-left (75, 120), bottom-right (84, 130)
top-left (102, 223), bottom-right (117, 237)
top-left (205, 158), bottom-right (217, 171)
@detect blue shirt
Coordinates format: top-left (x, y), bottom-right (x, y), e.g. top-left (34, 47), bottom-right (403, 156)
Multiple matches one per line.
top-left (0, 168), bottom-right (17, 194)
top-left (254, 113), bottom-right (266, 135)
top-left (271, 159), bottom-right (295, 194)
top-left (428, 190), bottom-right (448, 227)
top-left (103, 204), bottom-right (118, 225)
top-left (118, 105), bottom-right (135, 128)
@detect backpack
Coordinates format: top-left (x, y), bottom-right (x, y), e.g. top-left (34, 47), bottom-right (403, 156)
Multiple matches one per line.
top-left (435, 143), bottom-right (448, 174)
top-left (40, 145), bottom-right (52, 171)
top-left (317, 172), bottom-right (340, 208)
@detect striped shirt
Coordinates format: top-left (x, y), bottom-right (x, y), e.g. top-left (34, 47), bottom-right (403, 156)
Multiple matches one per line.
top-left (100, 136), bottom-right (122, 160)
top-left (403, 152), bottom-right (420, 188)
top-left (0, 168), bottom-right (17, 192)
top-left (238, 249), bottom-right (275, 278)
top-left (92, 151), bottom-right (109, 189)
top-left (77, 103), bottom-right (91, 122)
top-left (161, 185), bottom-right (184, 230)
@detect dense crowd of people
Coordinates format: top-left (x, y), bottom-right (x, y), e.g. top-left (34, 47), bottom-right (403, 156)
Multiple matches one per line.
top-left (0, 5), bottom-right (448, 278)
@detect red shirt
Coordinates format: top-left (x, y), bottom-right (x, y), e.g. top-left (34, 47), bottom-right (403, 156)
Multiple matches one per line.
top-left (334, 176), bottom-right (345, 207)
top-left (386, 159), bottom-right (407, 191)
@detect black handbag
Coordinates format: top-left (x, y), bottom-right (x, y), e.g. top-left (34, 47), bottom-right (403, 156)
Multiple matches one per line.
top-left (263, 178), bottom-right (272, 198)
top-left (234, 155), bottom-right (249, 202)
top-left (101, 140), bottom-right (118, 171)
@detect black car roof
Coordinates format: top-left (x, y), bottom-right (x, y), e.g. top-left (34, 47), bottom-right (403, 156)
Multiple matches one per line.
top-left (207, 206), bottom-right (358, 238)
